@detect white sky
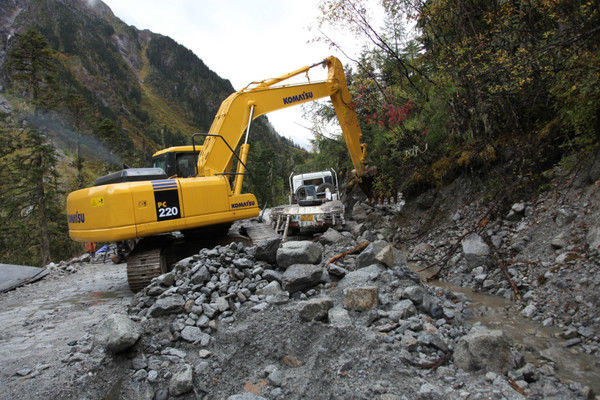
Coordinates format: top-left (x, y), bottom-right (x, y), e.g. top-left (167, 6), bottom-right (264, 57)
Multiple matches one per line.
top-left (101, 0), bottom-right (366, 149)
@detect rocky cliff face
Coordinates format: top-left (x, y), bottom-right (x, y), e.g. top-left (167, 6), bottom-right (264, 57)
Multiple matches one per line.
top-left (0, 0), bottom-right (291, 170)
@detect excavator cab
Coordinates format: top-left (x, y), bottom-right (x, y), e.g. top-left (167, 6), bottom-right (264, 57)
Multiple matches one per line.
top-left (151, 146), bottom-right (201, 178)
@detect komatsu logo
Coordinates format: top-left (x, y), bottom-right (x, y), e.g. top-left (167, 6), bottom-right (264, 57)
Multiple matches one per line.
top-left (283, 91), bottom-right (313, 105)
top-left (231, 201), bottom-right (255, 209)
top-left (67, 211), bottom-right (85, 224)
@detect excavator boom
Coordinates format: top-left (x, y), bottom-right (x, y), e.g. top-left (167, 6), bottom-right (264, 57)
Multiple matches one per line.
top-left (196, 57), bottom-right (368, 179)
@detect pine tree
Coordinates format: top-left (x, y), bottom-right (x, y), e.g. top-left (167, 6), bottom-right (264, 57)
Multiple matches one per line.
top-left (1, 30), bottom-right (72, 266)
top-left (6, 29), bottom-right (56, 109)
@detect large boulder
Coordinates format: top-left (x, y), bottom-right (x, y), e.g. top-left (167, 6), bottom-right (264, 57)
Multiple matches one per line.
top-left (461, 233), bottom-right (490, 268)
top-left (319, 228), bottom-right (344, 245)
top-left (95, 314), bottom-right (141, 353)
top-left (343, 286), bottom-right (378, 311)
top-left (169, 364), bottom-right (193, 396)
top-left (298, 297), bottom-right (334, 321)
top-left (276, 241), bottom-right (323, 269)
top-left (282, 264), bottom-right (323, 293)
top-left (338, 264), bottom-right (384, 288)
top-left (356, 240), bottom-right (391, 269)
top-left (254, 237), bottom-right (281, 264)
top-left (148, 294), bottom-right (186, 317)
top-left (454, 326), bottom-right (511, 373)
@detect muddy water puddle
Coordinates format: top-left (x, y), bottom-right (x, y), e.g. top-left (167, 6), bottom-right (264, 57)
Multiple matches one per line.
top-left (407, 258), bottom-right (599, 391)
top-left (406, 258), bottom-right (600, 393)
top-left (429, 279), bottom-right (599, 392)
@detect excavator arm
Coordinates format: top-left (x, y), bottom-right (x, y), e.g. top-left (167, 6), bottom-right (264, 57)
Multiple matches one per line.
top-left (196, 57), bottom-right (369, 184)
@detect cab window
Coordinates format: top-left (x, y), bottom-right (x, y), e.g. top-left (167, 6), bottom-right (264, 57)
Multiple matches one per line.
top-left (176, 153), bottom-right (197, 178)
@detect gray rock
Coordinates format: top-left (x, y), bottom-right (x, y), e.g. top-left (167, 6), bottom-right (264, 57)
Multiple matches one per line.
top-left (298, 297), bottom-right (334, 321)
top-left (521, 304), bottom-right (537, 318)
top-left (454, 326), bottom-right (511, 372)
top-left (227, 394), bottom-right (268, 400)
top-left (328, 264), bottom-right (348, 277)
top-left (214, 296), bottom-right (230, 312)
top-left (563, 337), bottom-right (582, 347)
top-left (15, 368), bottom-right (32, 377)
top-left (147, 370), bottom-right (158, 383)
top-left (512, 202), bottom-right (526, 214)
top-left (402, 285), bottom-right (426, 305)
top-left (254, 237), bottom-right (281, 264)
top-left (461, 233), bottom-right (490, 267)
top-left (577, 326), bottom-right (595, 338)
top-left (551, 232), bottom-right (568, 249)
top-left (338, 264), bottom-right (383, 288)
top-left (95, 314), bottom-right (141, 353)
top-left (202, 304), bottom-right (217, 318)
top-left (356, 240), bottom-right (390, 269)
top-left (180, 326), bottom-right (210, 344)
top-left (154, 388), bottom-right (169, 400)
top-left (282, 264), bottom-right (323, 293)
top-left (256, 281), bottom-right (283, 296)
top-left (169, 364), bottom-right (193, 396)
top-left (148, 295), bottom-right (185, 317)
top-left (132, 356), bottom-right (148, 370)
top-left (417, 382), bottom-right (443, 400)
top-left (319, 228), bottom-right (344, 245)
top-left (190, 266), bottom-right (210, 284)
top-left (587, 225), bottom-right (600, 251)
top-left (421, 294), bottom-right (443, 319)
top-left (157, 272), bottom-right (175, 287)
top-left (267, 369), bottom-right (285, 386)
top-left (133, 369), bottom-right (148, 381)
top-left (352, 202), bottom-right (370, 221)
top-left (163, 347), bottom-right (187, 359)
top-left (276, 241), bottom-right (323, 268)
top-left (389, 299), bottom-right (416, 322)
top-left (195, 361), bottom-right (210, 375)
top-left (262, 269), bottom-right (282, 282)
top-left (555, 208), bottom-right (576, 227)
top-left (251, 302), bottom-right (269, 312)
top-left (328, 307), bottom-right (352, 327)
top-left (233, 257), bottom-right (253, 269)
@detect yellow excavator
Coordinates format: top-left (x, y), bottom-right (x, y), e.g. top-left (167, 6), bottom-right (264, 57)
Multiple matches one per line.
top-left (67, 56), bottom-right (373, 291)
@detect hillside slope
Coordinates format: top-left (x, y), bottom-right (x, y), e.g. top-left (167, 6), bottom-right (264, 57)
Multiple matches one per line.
top-left (0, 0), bottom-right (302, 193)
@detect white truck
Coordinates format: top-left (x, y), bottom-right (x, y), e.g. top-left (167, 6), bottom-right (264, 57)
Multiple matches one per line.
top-left (270, 170), bottom-right (345, 239)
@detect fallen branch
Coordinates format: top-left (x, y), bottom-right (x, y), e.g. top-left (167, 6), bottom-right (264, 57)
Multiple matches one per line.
top-left (506, 377), bottom-right (527, 395)
top-left (498, 260), bottom-right (522, 301)
top-left (326, 241), bottom-right (369, 266)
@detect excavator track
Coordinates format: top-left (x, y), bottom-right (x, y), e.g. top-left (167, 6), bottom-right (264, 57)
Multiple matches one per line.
top-left (127, 248), bottom-right (166, 293)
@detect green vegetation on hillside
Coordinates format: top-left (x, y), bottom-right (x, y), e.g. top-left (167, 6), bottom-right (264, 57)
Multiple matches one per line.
top-left (310, 0), bottom-right (599, 199)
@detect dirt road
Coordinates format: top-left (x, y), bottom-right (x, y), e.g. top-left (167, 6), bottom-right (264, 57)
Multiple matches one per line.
top-left (0, 262), bottom-right (132, 399)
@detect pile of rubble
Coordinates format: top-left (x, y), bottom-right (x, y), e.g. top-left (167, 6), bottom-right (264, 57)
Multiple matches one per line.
top-left (391, 183), bottom-right (600, 358)
top-left (84, 223), bottom-right (590, 399)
